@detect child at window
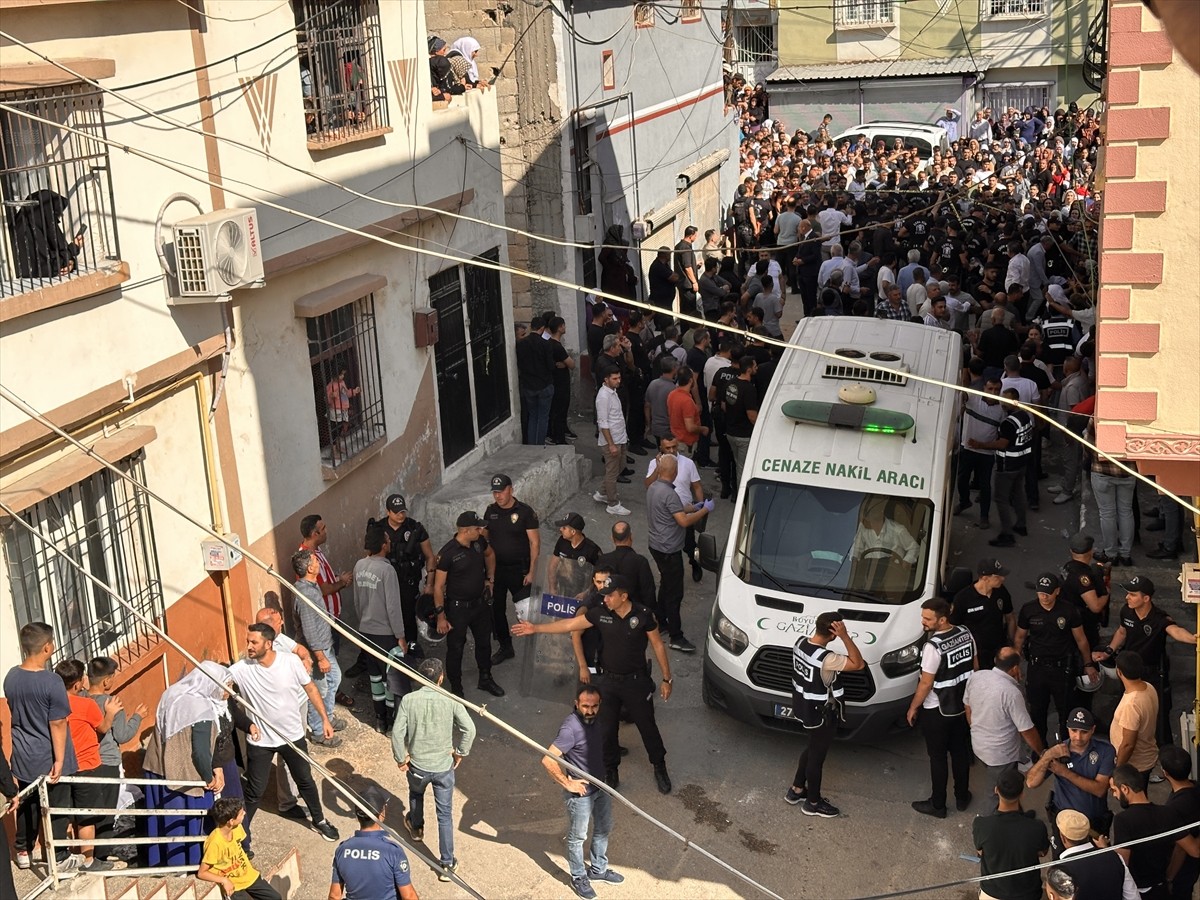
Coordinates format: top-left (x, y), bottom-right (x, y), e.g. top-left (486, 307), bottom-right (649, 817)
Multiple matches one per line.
top-left (54, 659), bottom-right (121, 872)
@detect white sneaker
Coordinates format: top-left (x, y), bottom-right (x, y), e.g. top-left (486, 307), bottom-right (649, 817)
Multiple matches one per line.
top-left (16, 851), bottom-right (30, 869)
top-left (1053, 492), bottom-right (1076, 505)
top-left (592, 491), bottom-right (608, 504)
top-left (1045, 483), bottom-right (1065, 494)
top-left (56, 854), bottom-right (84, 877)
top-left (606, 503), bottom-right (631, 516)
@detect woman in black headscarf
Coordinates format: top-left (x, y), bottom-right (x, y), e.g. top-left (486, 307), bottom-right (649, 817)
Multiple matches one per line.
top-left (11, 189), bottom-right (83, 278)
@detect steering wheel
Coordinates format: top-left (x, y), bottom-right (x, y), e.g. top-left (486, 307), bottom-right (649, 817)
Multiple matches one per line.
top-left (860, 547), bottom-right (906, 565)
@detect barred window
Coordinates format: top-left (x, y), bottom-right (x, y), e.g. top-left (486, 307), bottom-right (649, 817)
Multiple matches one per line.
top-left (295, 0), bottom-right (389, 148)
top-left (681, 0), bottom-right (702, 24)
top-left (984, 0), bottom-right (1045, 18)
top-left (734, 23), bottom-right (776, 64)
top-left (4, 453), bottom-right (164, 666)
top-left (634, 3), bottom-right (655, 28)
top-left (308, 294), bottom-right (386, 467)
top-left (0, 83), bottom-right (121, 298)
top-left (834, 0), bottom-right (896, 27)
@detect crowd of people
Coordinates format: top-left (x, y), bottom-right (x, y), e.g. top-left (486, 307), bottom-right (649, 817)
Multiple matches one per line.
top-left (4, 71), bottom-right (1199, 900)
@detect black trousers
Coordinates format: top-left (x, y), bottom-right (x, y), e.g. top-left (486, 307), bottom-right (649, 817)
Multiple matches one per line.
top-left (1144, 668), bottom-right (1174, 746)
top-left (797, 270), bottom-right (819, 316)
top-left (919, 707), bottom-right (972, 810)
top-left (956, 449), bottom-right (994, 519)
top-left (648, 547), bottom-right (685, 640)
top-left (244, 739), bottom-right (323, 848)
top-left (14, 778), bottom-right (71, 859)
top-left (627, 379), bottom-right (647, 447)
top-left (398, 574), bottom-right (421, 646)
top-left (712, 412), bottom-right (735, 492)
top-left (597, 672), bottom-right (666, 771)
top-left (1027, 662), bottom-right (1076, 745)
top-left (549, 377), bottom-right (571, 443)
top-left (232, 876), bottom-right (283, 900)
top-left (792, 710), bottom-right (837, 801)
top-left (446, 598), bottom-right (493, 688)
top-left (491, 561), bottom-right (530, 648)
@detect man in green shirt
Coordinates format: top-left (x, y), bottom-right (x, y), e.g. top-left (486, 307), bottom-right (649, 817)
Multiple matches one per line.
top-left (391, 657), bottom-right (475, 882)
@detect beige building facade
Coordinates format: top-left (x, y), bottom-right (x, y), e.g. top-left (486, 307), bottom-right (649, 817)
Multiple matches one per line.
top-left (0, 0), bottom-right (514, 715)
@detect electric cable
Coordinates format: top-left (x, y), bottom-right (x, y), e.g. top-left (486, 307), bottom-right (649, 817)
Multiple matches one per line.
top-left (0, 506), bottom-right (487, 900)
top-left (0, 96), bottom-right (1190, 514)
top-left (173, 0), bottom-right (292, 23)
top-left (0, 395), bottom-right (789, 900)
top-left (6, 498), bottom-right (1198, 900)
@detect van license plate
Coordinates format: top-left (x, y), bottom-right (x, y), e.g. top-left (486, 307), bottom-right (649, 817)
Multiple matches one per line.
top-left (773, 703), bottom-right (794, 719)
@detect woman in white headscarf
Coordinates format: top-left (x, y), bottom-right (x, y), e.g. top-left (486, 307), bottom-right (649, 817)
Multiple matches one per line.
top-left (142, 661), bottom-right (235, 867)
top-left (448, 37), bottom-right (484, 88)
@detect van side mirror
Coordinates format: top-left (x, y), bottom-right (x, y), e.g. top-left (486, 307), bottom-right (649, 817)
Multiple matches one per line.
top-left (698, 533), bottom-right (723, 573)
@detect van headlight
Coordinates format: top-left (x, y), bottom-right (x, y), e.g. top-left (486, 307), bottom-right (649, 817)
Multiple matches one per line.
top-left (880, 639), bottom-right (923, 677)
top-left (711, 607), bottom-right (749, 656)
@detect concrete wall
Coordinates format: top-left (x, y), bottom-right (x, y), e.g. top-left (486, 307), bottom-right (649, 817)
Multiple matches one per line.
top-left (1095, 0), bottom-right (1200, 496)
top-left (0, 1), bottom-right (513, 693)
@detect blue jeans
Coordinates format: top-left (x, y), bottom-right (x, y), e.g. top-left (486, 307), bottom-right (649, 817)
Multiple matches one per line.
top-left (522, 384), bottom-right (554, 446)
top-left (306, 652), bottom-right (341, 735)
top-left (564, 789), bottom-right (612, 879)
top-left (1090, 471), bottom-right (1134, 558)
top-left (408, 765), bottom-right (455, 866)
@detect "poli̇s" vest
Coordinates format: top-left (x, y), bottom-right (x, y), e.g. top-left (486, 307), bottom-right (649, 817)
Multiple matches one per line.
top-left (928, 625), bottom-right (975, 716)
top-left (791, 638), bottom-right (844, 729)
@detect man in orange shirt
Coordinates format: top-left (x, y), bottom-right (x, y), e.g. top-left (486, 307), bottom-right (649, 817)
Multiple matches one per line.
top-left (666, 367), bottom-right (708, 457)
top-left (54, 659), bottom-right (120, 872)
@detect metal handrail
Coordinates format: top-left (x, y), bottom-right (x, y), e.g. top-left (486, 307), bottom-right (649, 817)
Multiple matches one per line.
top-left (35, 772), bottom-right (216, 892)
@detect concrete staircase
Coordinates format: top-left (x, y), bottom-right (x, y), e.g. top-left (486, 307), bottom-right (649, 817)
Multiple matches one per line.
top-left (33, 849), bottom-right (300, 900)
top-left (414, 442), bottom-right (590, 543)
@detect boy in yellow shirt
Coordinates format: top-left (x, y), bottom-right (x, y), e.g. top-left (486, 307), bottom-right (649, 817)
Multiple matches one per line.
top-left (198, 798), bottom-right (281, 899)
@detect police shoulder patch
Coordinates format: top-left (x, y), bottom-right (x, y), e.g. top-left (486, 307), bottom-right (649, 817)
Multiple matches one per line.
top-left (629, 616), bottom-right (640, 630)
top-left (1080, 575), bottom-right (1090, 587)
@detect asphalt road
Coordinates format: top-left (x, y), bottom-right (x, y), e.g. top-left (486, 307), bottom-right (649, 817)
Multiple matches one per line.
top-left (256, 404), bottom-right (1194, 900)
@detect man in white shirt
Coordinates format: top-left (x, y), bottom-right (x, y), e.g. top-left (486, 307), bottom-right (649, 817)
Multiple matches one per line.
top-left (817, 245), bottom-right (860, 298)
top-left (595, 369), bottom-right (630, 516)
top-left (1026, 234), bottom-right (1053, 320)
top-left (817, 200), bottom-right (853, 260)
top-left (851, 503), bottom-right (919, 566)
top-left (1001, 355), bottom-right (1039, 406)
top-left (964, 648), bottom-right (1043, 811)
top-left (1004, 243), bottom-right (1031, 313)
top-left (876, 251), bottom-right (897, 300)
top-left (230, 623), bottom-right (340, 851)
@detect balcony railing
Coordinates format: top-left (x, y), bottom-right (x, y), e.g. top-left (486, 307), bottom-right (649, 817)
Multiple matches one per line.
top-left (835, 0), bottom-right (896, 28)
top-left (0, 83), bottom-right (121, 299)
top-left (1084, 1), bottom-right (1109, 93)
top-left (983, 0), bottom-right (1046, 19)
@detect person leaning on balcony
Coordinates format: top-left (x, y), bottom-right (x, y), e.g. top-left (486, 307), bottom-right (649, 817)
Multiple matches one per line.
top-left (142, 661), bottom-right (236, 868)
top-left (429, 36), bottom-right (465, 102)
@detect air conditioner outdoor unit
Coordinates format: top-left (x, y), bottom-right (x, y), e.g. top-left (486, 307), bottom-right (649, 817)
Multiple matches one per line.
top-left (170, 208), bottom-right (265, 302)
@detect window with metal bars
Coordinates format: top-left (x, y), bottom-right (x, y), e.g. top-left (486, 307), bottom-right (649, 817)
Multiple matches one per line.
top-left (308, 294), bottom-right (386, 467)
top-left (295, 0), bottom-right (389, 147)
top-left (4, 453), bottom-right (164, 666)
top-left (834, 0), bottom-right (896, 27)
top-left (734, 23), bottom-right (776, 64)
top-left (983, 0), bottom-right (1045, 18)
top-left (634, 3), bottom-right (655, 28)
top-left (0, 82), bottom-right (121, 298)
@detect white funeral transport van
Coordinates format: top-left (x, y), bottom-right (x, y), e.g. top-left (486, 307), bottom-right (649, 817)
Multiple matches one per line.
top-left (699, 318), bottom-right (964, 738)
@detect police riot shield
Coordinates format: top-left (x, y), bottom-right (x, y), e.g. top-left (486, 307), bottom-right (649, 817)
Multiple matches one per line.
top-left (513, 554), bottom-right (599, 703)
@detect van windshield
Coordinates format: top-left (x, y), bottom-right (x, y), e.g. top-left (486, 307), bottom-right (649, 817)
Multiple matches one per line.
top-left (733, 480), bottom-right (935, 605)
top-left (873, 134), bottom-right (934, 158)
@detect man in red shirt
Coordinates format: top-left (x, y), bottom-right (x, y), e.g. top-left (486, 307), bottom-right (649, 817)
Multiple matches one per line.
top-left (666, 367), bottom-right (708, 457)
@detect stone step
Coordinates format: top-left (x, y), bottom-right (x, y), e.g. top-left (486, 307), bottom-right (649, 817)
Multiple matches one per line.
top-left (412, 442), bottom-right (589, 549)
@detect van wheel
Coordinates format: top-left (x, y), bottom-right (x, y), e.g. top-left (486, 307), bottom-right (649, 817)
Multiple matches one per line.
top-left (701, 672), bottom-right (720, 710)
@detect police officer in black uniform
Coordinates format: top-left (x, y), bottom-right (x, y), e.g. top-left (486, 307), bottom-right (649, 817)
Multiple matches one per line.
top-left (511, 575), bottom-right (675, 795)
top-left (1095, 575), bottom-right (1199, 746)
top-left (434, 511), bottom-right (505, 698)
top-left (1058, 533), bottom-right (1109, 710)
top-left (950, 558), bottom-right (1014, 670)
top-left (1014, 573), bottom-right (1099, 745)
top-left (484, 473), bottom-right (541, 665)
top-left (907, 598), bottom-right (977, 818)
top-left (377, 494), bottom-right (434, 658)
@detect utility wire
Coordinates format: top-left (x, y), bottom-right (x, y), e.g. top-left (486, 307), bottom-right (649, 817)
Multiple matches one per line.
top-left (173, 0), bottom-right (292, 23)
top-left (0, 504), bottom-right (487, 900)
top-left (5, 490), bottom-right (1198, 900)
top-left (0, 97), bottom-right (1188, 516)
top-left (0, 389), bottom-right (788, 900)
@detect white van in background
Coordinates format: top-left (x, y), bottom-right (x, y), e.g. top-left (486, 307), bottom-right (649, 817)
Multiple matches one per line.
top-left (699, 318), bottom-right (964, 739)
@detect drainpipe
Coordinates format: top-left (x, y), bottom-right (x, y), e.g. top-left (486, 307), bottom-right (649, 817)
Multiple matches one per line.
top-left (858, 79), bottom-right (865, 124)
